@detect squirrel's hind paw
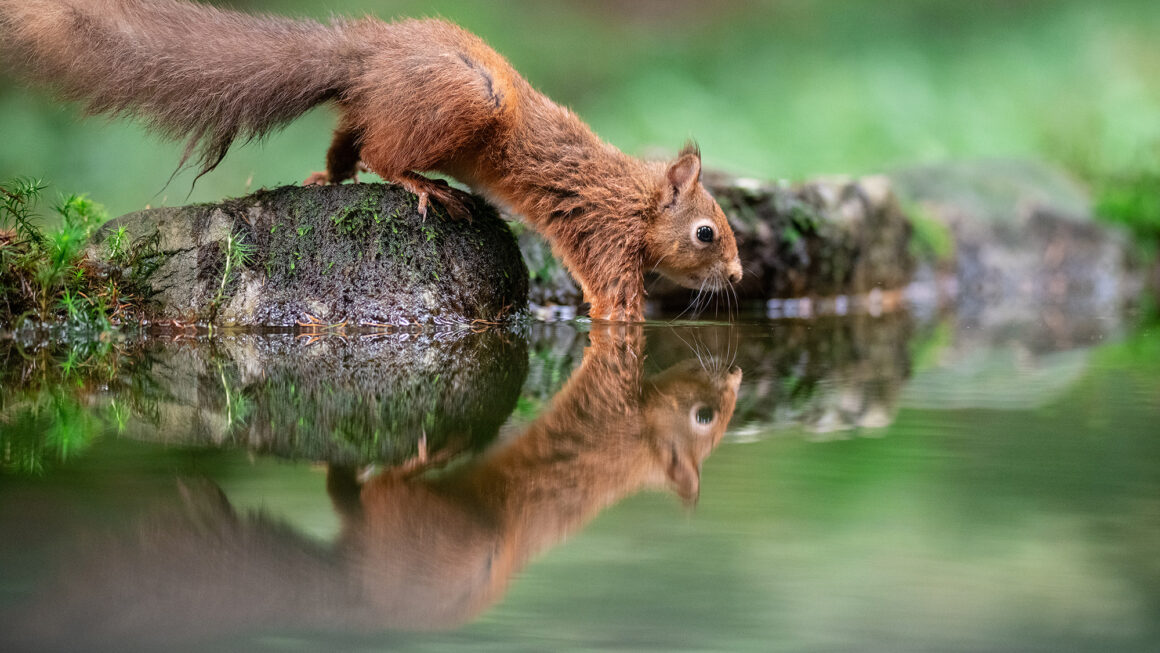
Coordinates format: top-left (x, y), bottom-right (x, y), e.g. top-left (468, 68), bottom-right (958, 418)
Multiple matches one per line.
top-left (395, 172), bottom-right (475, 221)
top-left (303, 171), bottom-right (330, 186)
top-left (303, 170), bottom-right (361, 186)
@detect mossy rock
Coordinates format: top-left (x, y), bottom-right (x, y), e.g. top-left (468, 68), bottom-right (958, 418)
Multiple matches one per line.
top-left (85, 183), bottom-right (528, 326)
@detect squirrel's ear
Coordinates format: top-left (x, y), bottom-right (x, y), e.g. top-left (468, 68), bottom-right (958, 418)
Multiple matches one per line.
top-left (667, 145), bottom-right (702, 195)
top-left (666, 443), bottom-right (701, 509)
top-left (667, 154), bottom-right (701, 195)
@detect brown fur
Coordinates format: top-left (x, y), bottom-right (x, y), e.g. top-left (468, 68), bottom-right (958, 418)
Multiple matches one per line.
top-left (0, 0), bottom-right (742, 320)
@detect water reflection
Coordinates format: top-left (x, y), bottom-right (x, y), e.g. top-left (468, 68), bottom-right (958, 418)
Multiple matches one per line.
top-left (1, 318), bottom-right (913, 473)
top-left (1, 325), bottom-right (740, 648)
top-left (3, 310), bottom-right (1156, 650)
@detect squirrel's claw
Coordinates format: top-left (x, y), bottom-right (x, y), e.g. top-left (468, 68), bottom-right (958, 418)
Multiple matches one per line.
top-left (434, 191), bottom-right (473, 222)
top-left (395, 172), bottom-right (474, 221)
top-left (415, 190), bottom-right (431, 219)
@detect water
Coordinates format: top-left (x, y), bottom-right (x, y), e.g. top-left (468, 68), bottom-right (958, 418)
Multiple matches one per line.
top-left (1, 310), bottom-right (1158, 652)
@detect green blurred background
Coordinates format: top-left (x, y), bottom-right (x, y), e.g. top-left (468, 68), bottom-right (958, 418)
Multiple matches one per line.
top-left (3, 0), bottom-right (1160, 221)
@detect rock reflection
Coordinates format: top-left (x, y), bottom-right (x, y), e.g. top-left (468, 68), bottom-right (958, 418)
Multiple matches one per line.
top-left (132, 329), bottom-right (529, 466)
top-left (650, 315), bottom-right (912, 439)
top-left (0, 328), bottom-right (529, 473)
top-left (3, 325), bottom-right (741, 648)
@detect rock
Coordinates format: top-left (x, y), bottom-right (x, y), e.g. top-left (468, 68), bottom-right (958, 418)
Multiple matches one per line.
top-left (518, 160), bottom-right (1148, 320)
top-left (891, 159), bottom-right (1144, 324)
top-left (514, 223), bottom-right (582, 315)
top-left (699, 172), bottom-right (915, 303)
top-left (85, 183), bottom-right (528, 326)
top-left (518, 171), bottom-right (916, 314)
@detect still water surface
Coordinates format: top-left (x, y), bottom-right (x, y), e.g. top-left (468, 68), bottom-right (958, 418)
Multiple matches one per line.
top-left (1, 311), bottom-right (1157, 651)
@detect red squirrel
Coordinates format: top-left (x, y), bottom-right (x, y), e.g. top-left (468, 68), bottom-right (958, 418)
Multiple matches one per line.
top-left (0, 0), bottom-right (743, 321)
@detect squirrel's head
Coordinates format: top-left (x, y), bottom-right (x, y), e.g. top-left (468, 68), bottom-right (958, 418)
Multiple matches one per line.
top-left (644, 356), bottom-right (742, 507)
top-left (646, 144), bottom-right (743, 291)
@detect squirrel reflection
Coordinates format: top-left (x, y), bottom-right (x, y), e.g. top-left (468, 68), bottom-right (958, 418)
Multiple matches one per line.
top-left (334, 325), bottom-right (741, 629)
top-left (7, 325), bottom-right (740, 647)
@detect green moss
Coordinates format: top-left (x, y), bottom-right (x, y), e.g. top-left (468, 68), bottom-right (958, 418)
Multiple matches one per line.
top-left (1092, 171), bottom-right (1160, 252)
top-left (780, 205), bottom-right (821, 246)
top-left (904, 201), bottom-right (956, 264)
top-left (208, 230), bottom-right (255, 318)
top-left (0, 178), bottom-right (155, 330)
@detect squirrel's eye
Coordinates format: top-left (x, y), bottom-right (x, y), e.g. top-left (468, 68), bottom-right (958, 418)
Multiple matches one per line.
top-left (696, 225), bottom-right (714, 243)
top-left (695, 406), bottom-right (715, 424)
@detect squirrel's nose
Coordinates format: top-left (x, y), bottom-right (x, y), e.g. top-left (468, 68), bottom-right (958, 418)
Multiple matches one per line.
top-left (726, 259), bottom-right (743, 284)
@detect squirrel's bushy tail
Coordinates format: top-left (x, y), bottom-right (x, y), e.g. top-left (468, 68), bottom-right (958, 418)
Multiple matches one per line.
top-left (0, 0), bottom-right (358, 175)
